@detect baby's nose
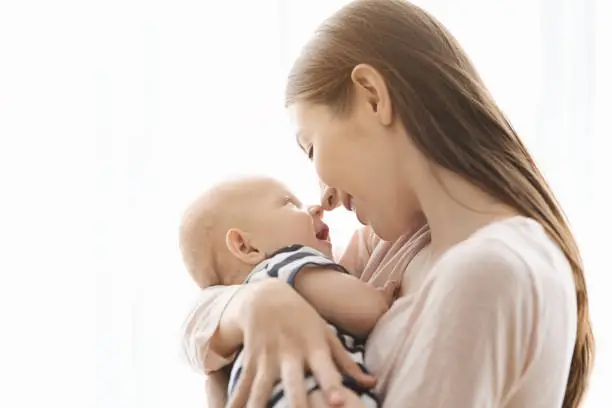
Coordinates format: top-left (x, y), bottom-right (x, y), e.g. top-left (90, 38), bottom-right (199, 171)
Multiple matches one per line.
top-left (308, 205), bottom-right (324, 218)
top-left (320, 185), bottom-right (339, 211)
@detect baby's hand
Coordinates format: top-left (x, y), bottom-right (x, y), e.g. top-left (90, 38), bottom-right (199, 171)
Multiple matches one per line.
top-left (378, 280), bottom-right (400, 306)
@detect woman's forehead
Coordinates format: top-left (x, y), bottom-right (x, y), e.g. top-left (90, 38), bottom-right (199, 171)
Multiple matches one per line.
top-left (288, 102), bottom-right (330, 140)
top-left (287, 105), bottom-right (306, 141)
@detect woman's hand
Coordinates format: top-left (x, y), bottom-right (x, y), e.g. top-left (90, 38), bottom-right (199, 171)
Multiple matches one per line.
top-left (227, 279), bottom-right (376, 408)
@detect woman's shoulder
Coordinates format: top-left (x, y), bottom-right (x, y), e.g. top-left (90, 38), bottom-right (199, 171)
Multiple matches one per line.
top-left (432, 216), bottom-right (576, 303)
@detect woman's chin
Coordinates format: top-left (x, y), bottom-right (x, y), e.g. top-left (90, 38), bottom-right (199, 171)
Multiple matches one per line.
top-left (355, 208), bottom-right (368, 226)
top-left (356, 208), bottom-right (400, 242)
top-left (368, 219), bottom-right (403, 242)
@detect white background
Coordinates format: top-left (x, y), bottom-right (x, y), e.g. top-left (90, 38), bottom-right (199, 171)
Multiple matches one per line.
top-left (0, 0), bottom-right (609, 407)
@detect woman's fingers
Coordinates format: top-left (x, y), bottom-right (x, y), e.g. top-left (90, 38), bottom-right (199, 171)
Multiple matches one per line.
top-left (307, 347), bottom-right (346, 406)
top-left (327, 331), bottom-right (377, 388)
top-left (246, 367), bottom-right (278, 408)
top-left (280, 356), bottom-right (309, 408)
top-left (227, 359), bottom-right (255, 408)
top-left (226, 284), bottom-right (371, 407)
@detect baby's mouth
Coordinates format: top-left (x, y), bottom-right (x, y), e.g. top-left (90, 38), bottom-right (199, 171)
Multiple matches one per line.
top-left (316, 223), bottom-right (330, 241)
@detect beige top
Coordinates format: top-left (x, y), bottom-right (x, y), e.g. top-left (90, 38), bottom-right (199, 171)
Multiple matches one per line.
top-left (183, 216), bottom-right (577, 407)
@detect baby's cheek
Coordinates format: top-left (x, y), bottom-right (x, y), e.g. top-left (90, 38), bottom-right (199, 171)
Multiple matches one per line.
top-left (285, 222), bottom-right (310, 246)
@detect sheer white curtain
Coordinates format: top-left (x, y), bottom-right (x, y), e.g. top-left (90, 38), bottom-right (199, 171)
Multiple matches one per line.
top-left (0, 1), bottom-right (609, 407)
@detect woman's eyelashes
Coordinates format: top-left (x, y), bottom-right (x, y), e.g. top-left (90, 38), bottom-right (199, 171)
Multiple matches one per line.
top-left (307, 146), bottom-right (314, 160)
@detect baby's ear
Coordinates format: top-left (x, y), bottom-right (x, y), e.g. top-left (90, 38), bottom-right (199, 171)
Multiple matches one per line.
top-left (226, 228), bottom-right (264, 265)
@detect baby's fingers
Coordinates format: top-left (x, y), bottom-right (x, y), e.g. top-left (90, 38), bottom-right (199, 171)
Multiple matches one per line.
top-left (380, 280), bottom-right (400, 303)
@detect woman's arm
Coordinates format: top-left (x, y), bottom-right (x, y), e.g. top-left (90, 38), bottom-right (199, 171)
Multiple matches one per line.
top-left (183, 280), bottom-right (296, 372)
top-left (182, 285), bottom-right (243, 373)
top-left (385, 240), bottom-right (542, 407)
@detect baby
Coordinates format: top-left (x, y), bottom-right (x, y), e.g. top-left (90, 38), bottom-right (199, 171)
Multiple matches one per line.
top-left (179, 176), bottom-right (396, 408)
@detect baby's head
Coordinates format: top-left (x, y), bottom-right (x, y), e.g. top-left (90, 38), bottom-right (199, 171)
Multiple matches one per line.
top-left (179, 176), bottom-right (332, 289)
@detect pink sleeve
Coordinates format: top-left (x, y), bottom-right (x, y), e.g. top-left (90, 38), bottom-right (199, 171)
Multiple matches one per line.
top-left (387, 240), bottom-right (536, 407)
top-left (182, 285), bottom-right (242, 374)
top-left (339, 227), bottom-right (379, 278)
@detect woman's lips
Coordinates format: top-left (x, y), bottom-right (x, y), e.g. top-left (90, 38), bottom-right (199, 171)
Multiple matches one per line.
top-left (342, 195), bottom-right (354, 212)
top-left (355, 208), bottom-right (366, 225)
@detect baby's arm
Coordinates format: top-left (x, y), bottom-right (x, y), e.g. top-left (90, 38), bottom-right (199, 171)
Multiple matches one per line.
top-left (250, 245), bottom-right (396, 338)
top-left (293, 267), bottom-right (397, 338)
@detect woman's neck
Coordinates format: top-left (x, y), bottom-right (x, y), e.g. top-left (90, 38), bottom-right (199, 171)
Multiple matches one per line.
top-left (416, 168), bottom-right (518, 257)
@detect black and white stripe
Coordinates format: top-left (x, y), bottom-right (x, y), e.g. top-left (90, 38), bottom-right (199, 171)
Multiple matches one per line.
top-left (228, 245), bottom-right (380, 408)
top-left (245, 244), bottom-right (349, 285)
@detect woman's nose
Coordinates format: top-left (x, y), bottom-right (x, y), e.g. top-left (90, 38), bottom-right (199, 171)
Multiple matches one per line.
top-left (320, 184), bottom-right (340, 211)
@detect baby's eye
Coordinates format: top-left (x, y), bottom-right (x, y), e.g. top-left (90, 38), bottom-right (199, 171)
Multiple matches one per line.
top-left (284, 196), bottom-right (303, 209)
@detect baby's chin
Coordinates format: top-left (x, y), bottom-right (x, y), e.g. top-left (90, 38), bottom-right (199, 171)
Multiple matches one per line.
top-left (314, 240), bottom-right (333, 258)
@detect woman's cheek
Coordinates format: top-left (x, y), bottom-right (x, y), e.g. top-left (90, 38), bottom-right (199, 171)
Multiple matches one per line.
top-left (313, 154), bottom-right (332, 188)
top-left (314, 147), bottom-right (344, 189)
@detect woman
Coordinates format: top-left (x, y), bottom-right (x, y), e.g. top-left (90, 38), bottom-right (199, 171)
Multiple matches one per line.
top-left (183, 0), bottom-right (594, 407)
